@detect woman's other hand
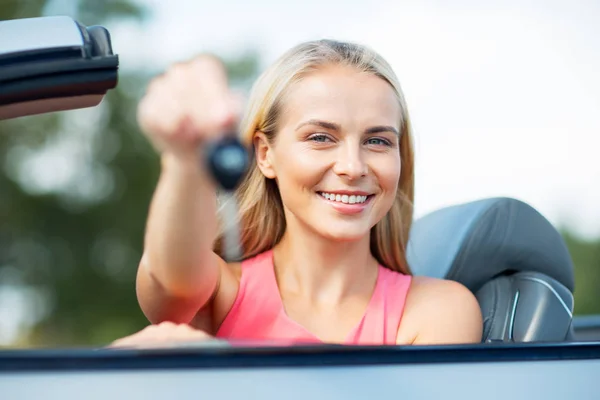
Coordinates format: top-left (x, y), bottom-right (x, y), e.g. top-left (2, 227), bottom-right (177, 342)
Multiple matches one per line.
top-left (109, 322), bottom-right (220, 349)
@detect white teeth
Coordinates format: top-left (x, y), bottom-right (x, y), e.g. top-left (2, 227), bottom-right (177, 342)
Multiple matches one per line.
top-left (319, 192), bottom-right (369, 204)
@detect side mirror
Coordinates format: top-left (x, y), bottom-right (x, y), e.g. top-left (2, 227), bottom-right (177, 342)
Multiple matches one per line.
top-left (0, 15), bottom-right (119, 120)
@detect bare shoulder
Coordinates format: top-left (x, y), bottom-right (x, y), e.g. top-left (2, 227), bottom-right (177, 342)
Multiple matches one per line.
top-left (397, 276), bottom-right (483, 345)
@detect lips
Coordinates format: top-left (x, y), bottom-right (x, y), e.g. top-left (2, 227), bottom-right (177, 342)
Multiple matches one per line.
top-left (318, 191), bottom-right (369, 204)
top-left (317, 191), bottom-right (374, 215)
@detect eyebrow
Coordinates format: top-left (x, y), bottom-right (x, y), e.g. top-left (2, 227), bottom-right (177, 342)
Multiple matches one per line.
top-left (295, 119), bottom-right (399, 136)
top-left (365, 125), bottom-right (399, 136)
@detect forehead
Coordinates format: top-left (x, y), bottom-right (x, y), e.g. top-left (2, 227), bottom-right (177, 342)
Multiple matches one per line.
top-left (279, 65), bottom-right (401, 128)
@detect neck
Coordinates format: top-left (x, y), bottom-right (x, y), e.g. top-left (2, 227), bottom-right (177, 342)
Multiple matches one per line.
top-left (272, 219), bottom-right (378, 305)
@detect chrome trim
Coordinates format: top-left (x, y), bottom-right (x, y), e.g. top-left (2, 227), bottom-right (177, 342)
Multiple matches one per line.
top-left (508, 290), bottom-right (520, 340)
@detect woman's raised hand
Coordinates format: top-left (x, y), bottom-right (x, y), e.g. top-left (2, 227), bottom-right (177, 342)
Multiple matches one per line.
top-left (137, 55), bottom-right (241, 162)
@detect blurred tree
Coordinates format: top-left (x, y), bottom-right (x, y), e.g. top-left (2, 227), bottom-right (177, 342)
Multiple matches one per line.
top-left (563, 231), bottom-right (600, 315)
top-left (0, 0), bottom-right (260, 347)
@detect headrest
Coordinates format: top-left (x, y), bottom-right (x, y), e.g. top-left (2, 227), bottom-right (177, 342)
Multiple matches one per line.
top-left (406, 197), bottom-right (575, 292)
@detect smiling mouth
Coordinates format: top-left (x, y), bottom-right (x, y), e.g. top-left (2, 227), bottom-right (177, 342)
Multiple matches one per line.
top-left (317, 191), bottom-right (374, 205)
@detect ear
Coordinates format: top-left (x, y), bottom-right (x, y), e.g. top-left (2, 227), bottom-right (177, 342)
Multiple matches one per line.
top-left (253, 131), bottom-right (277, 179)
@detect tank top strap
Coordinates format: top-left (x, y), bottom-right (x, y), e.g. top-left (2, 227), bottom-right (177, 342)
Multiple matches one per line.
top-left (216, 249), bottom-right (279, 338)
top-left (239, 249), bottom-right (277, 296)
top-left (354, 266), bottom-right (412, 345)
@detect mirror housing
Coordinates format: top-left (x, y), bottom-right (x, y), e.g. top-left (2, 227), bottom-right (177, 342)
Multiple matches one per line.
top-left (0, 15), bottom-right (119, 120)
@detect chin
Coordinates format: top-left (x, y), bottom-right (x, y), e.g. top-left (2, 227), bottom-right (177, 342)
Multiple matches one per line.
top-left (312, 221), bottom-right (373, 243)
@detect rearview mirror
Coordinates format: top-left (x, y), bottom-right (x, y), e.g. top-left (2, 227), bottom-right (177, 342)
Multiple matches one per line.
top-left (0, 15), bottom-right (119, 120)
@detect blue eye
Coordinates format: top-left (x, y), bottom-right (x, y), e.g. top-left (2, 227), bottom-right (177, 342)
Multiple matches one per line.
top-left (366, 137), bottom-right (391, 146)
top-left (308, 133), bottom-right (332, 142)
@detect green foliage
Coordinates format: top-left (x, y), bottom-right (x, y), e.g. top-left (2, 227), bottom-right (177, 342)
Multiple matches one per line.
top-left (1, 77), bottom-right (160, 347)
top-left (75, 0), bottom-right (149, 25)
top-left (1, 0), bottom-right (46, 20)
top-left (563, 231), bottom-right (600, 315)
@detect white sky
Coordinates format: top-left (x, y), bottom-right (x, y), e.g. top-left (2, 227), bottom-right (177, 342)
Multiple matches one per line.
top-left (108, 0), bottom-right (600, 237)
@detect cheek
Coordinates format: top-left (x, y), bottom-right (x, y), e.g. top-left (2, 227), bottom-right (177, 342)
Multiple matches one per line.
top-left (372, 152), bottom-right (401, 193)
top-left (274, 145), bottom-right (326, 187)
top-left (271, 146), bottom-right (326, 202)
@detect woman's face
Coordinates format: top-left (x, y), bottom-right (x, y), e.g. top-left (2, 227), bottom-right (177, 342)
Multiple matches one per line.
top-left (257, 64), bottom-right (402, 242)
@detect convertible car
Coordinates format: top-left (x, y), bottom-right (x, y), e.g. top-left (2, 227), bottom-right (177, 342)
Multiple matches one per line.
top-left (0, 16), bottom-right (599, 400)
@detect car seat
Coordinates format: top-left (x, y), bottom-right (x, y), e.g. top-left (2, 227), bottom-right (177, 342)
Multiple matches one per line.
top-left (407, 197), bottom-right (575, 342)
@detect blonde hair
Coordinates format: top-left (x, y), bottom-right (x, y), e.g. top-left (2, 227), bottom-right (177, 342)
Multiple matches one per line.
top-left (214, 39), bottom-right (415, 274)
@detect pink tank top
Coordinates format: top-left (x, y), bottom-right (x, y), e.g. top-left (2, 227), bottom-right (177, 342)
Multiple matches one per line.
top-left (215, 249), bottom-right (412, 345)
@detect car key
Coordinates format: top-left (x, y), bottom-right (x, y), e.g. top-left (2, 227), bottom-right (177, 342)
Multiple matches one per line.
top-left (203, 134), bottom-right (250, 261)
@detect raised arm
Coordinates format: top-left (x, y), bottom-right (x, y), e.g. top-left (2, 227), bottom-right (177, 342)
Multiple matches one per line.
top-left (135, 56), bottom-right (240, 325)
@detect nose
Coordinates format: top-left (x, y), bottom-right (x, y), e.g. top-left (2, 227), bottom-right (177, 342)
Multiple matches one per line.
top-left (332, 142), bottom-right (368, 180)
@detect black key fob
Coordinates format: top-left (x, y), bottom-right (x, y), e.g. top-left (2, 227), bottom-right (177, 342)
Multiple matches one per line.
top-left (204, 135), bottom-right (250, 191)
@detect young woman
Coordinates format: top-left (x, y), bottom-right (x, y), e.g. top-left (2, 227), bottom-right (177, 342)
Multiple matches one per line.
top-left (111, 39), bottom-right (482, 348)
